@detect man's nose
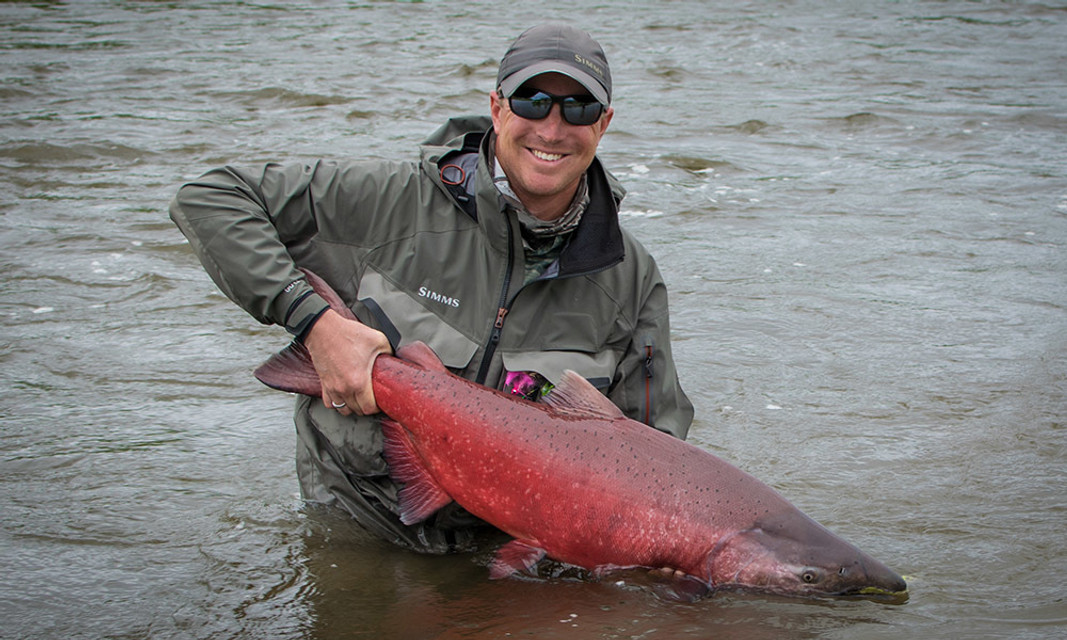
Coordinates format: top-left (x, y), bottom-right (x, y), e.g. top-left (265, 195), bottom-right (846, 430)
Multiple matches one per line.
top-left (536, 103), bottom-right (569, 138)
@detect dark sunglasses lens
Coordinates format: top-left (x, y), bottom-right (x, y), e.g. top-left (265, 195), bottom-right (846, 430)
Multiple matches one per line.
top-left (509, 94), bottom-right (553, 120)
top-left (561, 98), bottom-right (603, 126)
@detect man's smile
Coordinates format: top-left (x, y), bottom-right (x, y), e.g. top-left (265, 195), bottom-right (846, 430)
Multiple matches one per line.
top-left (531, 149), bottom-right (565, 162)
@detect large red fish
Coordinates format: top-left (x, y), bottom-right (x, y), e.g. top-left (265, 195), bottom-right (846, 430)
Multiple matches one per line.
top-left (255, 270), bottom-right (907, 600)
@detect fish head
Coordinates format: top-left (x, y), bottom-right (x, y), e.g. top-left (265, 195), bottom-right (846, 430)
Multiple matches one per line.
top-left (707, 510), bottom-right (908, 601)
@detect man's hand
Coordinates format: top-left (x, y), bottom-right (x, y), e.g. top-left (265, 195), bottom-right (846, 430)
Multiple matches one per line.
top-left (302, 309), bottom-right (393, 416)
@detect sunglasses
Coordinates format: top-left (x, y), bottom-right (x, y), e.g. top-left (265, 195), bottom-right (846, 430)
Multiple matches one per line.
top-left (506, 89), bottom-right (605, 127)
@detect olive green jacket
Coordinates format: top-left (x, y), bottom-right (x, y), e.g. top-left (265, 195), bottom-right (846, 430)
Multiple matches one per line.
top-left (170, 116), bottom-right (693, 548)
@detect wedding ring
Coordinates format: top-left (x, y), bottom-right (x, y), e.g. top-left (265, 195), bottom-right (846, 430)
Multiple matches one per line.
top-left (331, 401), bottom-right (346, 409)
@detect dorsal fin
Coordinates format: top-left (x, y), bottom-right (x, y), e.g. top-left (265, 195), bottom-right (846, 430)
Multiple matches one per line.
top-left (542, 370), bottom-right (626, 420)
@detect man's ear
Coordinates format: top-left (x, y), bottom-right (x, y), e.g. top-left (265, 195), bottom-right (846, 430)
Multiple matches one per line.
top-left (596, 105), bottom-right (614, 138)
top-left (489, 91), bottom-right (504, 130)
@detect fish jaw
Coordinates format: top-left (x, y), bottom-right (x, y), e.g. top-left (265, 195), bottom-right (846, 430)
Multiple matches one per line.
top-left (706, 514), bottom-right (908, 599)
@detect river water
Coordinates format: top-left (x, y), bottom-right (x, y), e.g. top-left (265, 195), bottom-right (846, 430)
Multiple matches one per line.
top-left (2, 1), bottom-right (1065, 638)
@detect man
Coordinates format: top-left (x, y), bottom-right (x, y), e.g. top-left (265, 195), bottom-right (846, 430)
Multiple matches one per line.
top-left (170, 23), bottom-right (693, 553)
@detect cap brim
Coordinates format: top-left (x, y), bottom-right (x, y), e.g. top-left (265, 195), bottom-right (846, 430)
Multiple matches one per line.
top-left (499, 60), bottom-right (610, 106)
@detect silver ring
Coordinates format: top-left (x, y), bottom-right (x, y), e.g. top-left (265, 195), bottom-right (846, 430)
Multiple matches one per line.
top-left (331, 401), bottom-right (346, 409)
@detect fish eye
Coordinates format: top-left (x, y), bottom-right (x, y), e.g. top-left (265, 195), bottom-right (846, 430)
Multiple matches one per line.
top-left (800, 568), bottom-right (823, 584)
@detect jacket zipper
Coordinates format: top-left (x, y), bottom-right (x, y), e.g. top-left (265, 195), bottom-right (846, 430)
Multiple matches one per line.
top-left (475, 219), bottom-right (515, 386)
top-left (643, 337), bottom-right (655, 425)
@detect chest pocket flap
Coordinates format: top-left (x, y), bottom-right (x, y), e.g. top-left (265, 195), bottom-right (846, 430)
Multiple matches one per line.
top-left (355, 269), bottom-right (479, 369)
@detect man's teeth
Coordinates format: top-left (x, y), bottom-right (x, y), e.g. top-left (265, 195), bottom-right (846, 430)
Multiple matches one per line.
top-left (532, 150), bottom-right (563, 161)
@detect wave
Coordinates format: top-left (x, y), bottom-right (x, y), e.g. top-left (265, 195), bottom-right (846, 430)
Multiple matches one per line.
top-left (212, 87), bottom-right (352, 109)
top-left (0, 141), bottom-right (155, 166)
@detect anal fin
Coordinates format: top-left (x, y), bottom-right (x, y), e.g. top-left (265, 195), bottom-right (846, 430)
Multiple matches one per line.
top-left (489, 540), bottom-right (547, 579)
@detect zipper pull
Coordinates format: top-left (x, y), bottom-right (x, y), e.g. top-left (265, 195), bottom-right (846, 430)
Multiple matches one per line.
top-left (494, 307), bottom-right (509, 329)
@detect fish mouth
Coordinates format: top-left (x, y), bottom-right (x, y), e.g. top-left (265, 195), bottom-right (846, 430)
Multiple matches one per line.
top-left (840, 584), bottom-right (910, 605)
top-left (835, 572), bottom-right (910, 604)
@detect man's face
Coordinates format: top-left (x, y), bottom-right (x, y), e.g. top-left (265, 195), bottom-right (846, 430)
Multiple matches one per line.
top-left (490, 72), bottom-right (613, 221)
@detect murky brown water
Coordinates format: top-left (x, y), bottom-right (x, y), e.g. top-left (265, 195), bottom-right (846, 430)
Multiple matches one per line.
top-left (2, 1), bottom-right (1065, 638)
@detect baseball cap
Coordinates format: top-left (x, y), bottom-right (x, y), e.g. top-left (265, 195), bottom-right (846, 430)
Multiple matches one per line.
top-left (497, 23), bottom-right (612, 106)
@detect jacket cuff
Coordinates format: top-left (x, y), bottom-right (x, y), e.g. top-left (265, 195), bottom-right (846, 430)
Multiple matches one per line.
top-left (276, 280), bottom-right (330, 339)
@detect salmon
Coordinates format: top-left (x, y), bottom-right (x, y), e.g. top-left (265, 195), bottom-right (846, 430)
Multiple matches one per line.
top-left (254, 270), bottom-right (907, 600)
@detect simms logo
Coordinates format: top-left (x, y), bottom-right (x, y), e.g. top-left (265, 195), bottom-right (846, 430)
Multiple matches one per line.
top-left (574, 53), bottom-right (603, 79)
top-left (418, 286), bottom-right (460, 308)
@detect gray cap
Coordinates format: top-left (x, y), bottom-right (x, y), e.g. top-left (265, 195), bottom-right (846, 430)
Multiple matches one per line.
top-left (497, 23), bottom-right (612, 106)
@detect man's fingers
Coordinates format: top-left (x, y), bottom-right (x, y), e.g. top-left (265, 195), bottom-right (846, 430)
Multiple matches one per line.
top-left (325, 393), bottom-right (372, 416)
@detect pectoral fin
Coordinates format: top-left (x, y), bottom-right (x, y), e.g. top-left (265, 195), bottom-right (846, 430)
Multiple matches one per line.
top-left (381, 419), bottom-right (453, 525)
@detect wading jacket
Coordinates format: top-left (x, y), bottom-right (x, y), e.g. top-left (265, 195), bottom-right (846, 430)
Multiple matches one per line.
top-left (170, 116), bottom-right (694, 547)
